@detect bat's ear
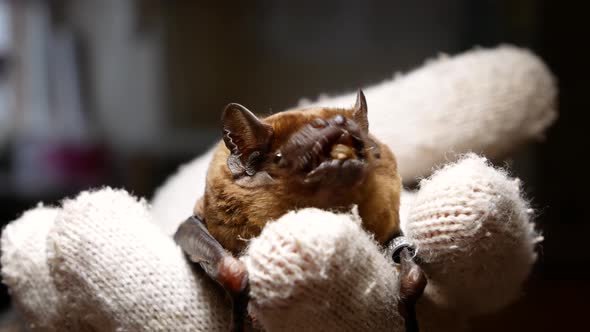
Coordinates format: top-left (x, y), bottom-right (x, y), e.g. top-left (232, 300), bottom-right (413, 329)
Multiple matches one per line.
top-left (353, 90), bottom-right (369, 133)
top-left (222, 103), bottom-right (273, 176)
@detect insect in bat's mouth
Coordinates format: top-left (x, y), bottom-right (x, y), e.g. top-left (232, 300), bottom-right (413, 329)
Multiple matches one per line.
top-left (304, 130), bottom-right (367, 185)
top-left (280, 115), bottom-right (368, 187)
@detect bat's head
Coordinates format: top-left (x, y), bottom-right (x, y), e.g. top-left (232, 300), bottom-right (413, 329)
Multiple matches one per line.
top-left (221, 91), bottom-right (383, 197)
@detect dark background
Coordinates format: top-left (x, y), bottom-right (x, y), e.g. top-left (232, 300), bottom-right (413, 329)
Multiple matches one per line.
top-left (0, 1), bottom-right (588, 330)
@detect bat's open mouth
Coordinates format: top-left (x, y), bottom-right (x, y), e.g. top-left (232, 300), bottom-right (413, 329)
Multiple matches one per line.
top-left (299, 116), bottom-right (368, 186)
top-left (304, 137), bottom-right (366, 185)
top-left (279, 114), bottom-right (369, 186)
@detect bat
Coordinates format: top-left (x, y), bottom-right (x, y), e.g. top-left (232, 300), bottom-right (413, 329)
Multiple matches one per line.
top-left (174, 91), bottom-right (426, 332)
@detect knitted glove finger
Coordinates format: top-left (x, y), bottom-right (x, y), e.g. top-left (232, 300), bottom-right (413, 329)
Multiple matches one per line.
top-left (300, 46), bottom-right (557, 182)
top-left (404, 154), bottom-right (541, 317)
top-left (1, 206), bottom-right (63, 331)
top-left (151, 147), bottom-right (215, 236)
top-left (242, 208), bottom-right (404, 332)
top-left (47, 188), bottom-right (231, 331)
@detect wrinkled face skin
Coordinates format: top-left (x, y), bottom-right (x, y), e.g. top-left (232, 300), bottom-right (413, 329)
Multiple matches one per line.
top-left (203, 91), bottom-right (400, 254)
top-left (259, 110), bottom-right (375, 199)
top-left (274, 114), bottom-right (366, 181)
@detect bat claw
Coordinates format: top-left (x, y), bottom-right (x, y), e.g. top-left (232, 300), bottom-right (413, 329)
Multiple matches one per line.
top-left (389, 237), bottom-right (427, 332)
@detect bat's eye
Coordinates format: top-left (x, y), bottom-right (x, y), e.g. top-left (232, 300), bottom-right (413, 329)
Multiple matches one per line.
top-left (273, 152), bottom-right (283, 163)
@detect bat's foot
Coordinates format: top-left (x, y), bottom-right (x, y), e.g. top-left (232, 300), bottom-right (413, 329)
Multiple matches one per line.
top-left (219, 256), bottom-right (249, 295)
top-left (174, 216), bottom-right (251, 332)
top-left (218, 256), bottom-right (251, 332)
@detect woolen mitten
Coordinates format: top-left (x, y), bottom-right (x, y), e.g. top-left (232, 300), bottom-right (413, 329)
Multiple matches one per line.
top-left (0, 155), bottom-right (539, 332)
top-left (239, 155), bottom-right (540, 332)
top-left (46, 188), bottom-right (231, 331)
top-left (242, 208), bottom-right (403, 332)
top-left (404, 154), bottom-right (541, 318)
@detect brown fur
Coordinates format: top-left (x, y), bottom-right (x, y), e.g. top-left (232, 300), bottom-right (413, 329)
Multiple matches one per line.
top-left (197, 106), bottom-right (401, 255)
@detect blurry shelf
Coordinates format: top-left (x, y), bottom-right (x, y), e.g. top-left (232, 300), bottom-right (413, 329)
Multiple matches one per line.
top-left (108, 127), bottom-right (219, 158)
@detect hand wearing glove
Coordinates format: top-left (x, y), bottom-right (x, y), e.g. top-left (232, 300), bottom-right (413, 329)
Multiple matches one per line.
top-left (1, 45), bottom-right (556, 331)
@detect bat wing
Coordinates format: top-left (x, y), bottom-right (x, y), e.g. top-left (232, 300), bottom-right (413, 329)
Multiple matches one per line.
top-left (174, 216), bottom-right (227, 277)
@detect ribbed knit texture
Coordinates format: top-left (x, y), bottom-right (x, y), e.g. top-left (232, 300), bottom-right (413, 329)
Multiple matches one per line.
top-left (46, 188), bottom-right (231, 331)
top-left (405, 154), bottom-right (541, 316)
top-left (243, 208), bottom-right (403, 332)
top-left (0, 157), bottom-right (540, 331)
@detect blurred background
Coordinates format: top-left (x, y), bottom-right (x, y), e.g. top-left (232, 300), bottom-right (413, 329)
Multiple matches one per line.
top-left (0, 0), bottom-right (587, 331)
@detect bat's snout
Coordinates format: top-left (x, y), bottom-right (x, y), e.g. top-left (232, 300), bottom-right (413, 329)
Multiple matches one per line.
top-left (281, 114), bottom-right (369, 187)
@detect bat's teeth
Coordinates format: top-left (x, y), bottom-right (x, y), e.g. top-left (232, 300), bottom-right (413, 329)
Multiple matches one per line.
top-left (330, 143), bottom-right (356, 160)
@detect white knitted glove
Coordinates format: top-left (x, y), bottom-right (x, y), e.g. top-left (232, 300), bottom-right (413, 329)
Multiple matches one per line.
top-left (242, 208), bottom-right (404, 331)
top-left (1, 45), bottom-right (555, 331)
top-left (0, 155), bottom-right (539, 331)
top-left (4, 189), bottom-right (232, 331)
top-left (243, 154), bottom-right (541, 332)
